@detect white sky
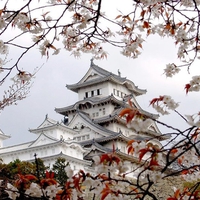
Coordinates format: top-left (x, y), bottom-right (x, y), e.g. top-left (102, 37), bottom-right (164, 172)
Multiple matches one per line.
top-left (0, 0), bottom-right (200, 146)
top-left (1, 34), bottom-right (200, 146)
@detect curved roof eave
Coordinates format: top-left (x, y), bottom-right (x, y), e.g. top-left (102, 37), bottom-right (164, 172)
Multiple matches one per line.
top-left (28, 152), bottom-right (92, 165)
top-left (55, 95), bottom-right (126, 115)
top-left (93, 114), bottom-right (167, 141)
top-left (67, 111), bottom-right (119, 137)
top-left (29, 123), bottom-right (77, 134)
top-left (66, 76), bottom-right (146, 96)
top-left (55, 95), bottom-right (158, 119)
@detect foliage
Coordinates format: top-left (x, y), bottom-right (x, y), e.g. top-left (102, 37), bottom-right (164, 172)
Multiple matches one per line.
top-left (183, 179), bottom-right (200, 193)
top-left (52, 157), bottom-right (69, 186)
top-left (0, 0), bottom-right (200, 109)
top-left (0, 158), bottom-right (48, 180)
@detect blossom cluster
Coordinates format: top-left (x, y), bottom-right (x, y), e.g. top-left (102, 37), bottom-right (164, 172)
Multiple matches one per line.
top-left (0, 0), bottom-right (199, 85)
top-left (150, 95), bottom-right (179, 115)
top-left (185, 75), bottom-right (200, 94)
top-left (164, 63), bottom-right (181, 77)
top-left (0, 39), bottom-right (9, 55)
top-left (185, 113), bottom-right (200, 127)
top-left (1, 127), bottom-right (200, 200)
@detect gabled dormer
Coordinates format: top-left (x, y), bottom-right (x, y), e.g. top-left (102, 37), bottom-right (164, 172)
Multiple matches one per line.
top-left (66, 59), bottom-right (147, 101)
top-left (29, 115), bottom-right (78, 141)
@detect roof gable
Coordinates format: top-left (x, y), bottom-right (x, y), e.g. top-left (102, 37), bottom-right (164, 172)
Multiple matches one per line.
top-left (80, 68), bottom-right (103, 83)
top-left (67, 111), bottom-right (117, 138)
top-left (37, 115), bottom-right (58, 129)
top-left (29, 132), bottom-right (58, 147)
top-left (66, 60), bottom-right (146, 95)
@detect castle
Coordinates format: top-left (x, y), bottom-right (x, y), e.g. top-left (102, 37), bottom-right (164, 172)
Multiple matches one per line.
top-left (0, 60), bottom-right (169, 172)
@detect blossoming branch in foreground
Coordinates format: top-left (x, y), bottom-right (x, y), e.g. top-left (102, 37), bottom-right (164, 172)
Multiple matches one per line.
top-left (150, 95), bottom-right (179, 115)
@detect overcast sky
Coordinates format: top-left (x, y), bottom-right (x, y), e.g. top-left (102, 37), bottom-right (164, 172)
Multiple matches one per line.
top-left (1, 34), bottom-right (200, 147)
top-left (1, 0), bottom-right (200, 147)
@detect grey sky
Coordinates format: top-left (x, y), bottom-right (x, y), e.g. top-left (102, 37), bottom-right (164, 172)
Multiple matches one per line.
top-left (1, 34), bottom-right (200, 146)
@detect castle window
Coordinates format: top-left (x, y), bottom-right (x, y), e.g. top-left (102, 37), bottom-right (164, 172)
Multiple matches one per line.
top-left (77, 137), bottom-right (81, 141)
top-left (113, 89), bottom-right (116, 95)
top-left (97, 89), bottom-right (102, 95)
top-left (85, 92), bottom-right (88, 98)
top-left (96, 112), bottom-right (99, 117)
top-left (92, 113), bottom-right (95, 117)
top-left (91, 90), bottom-right (94, 97)
top-left (82, 136), bottom-right (85, 140)
top-left (117, 90), bottom-right (119, 96)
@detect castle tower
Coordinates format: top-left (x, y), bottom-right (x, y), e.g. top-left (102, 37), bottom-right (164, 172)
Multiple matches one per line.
top-left (55, 60), bottom-right (169, 159)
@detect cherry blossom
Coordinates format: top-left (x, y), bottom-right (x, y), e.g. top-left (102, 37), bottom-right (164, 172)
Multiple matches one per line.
top-left (150, 95), bottom-right (179, 115)
top-left (164, 63), bottom-right (181, 77)
top-left (0, 1), bottom-right (200, 199)
top-left (185, 113), bottom-right (200, 127)
top-left (185, 76), bottom-right (200, 94)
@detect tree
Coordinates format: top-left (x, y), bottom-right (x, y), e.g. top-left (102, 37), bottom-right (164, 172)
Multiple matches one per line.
top-left (0, 0), bottom-right (200, 199)
top-left (52, 157), bottom-right (69, 186)
top-left (0, 0), bottom-right (200, 99)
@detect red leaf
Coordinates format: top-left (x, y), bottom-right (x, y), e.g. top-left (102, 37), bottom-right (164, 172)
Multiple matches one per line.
top-left (24, 174), bottom-right (37, 181)
top-left (100, 154), bottom-right (110, 163)
top-left (181, 169), bottom-right (189, 175)
top-left (149, 158), bottom-right (159, 167)
top-left (119, 108), bottom-right (132, 118)
top-left (127, 140), bottom-right (135, 147)
top-left (143, 21), bottom-right (150, 29)
top-left (139, 148), bottom-right (149, 161)
top-left (185, 84), bottom-right (191, 94)
top-left (140, 10), bottom-right (146, 17)
top-left (149, 96), bottom-right (164, 106)
top-left (101, 184), bottom-right (112, 200)
top-left (128, 98), bottom-right (133, 108)
top-left (73, 176), bottom-right (82, 192)
top-left (170, 148), bottom-right (178, 155)
top-left (112, 155), bottom-right (121, 165)
top-left (45, 171), bottom-right (54, 178)
top-left (165, 23), bottom-right (171, 30)
top-left (178, 157), bottom-right (183, 165)
top-left (127, 146), bottom-right (134, 154)
top-left (115, 15), bottom-right (122, 19)
top-left (174, 189), bottom-right (180, 198)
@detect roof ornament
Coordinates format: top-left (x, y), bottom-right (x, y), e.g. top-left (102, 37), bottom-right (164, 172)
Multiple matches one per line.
top-left (45, 114), bottom-right (48, 119)
top-left (90, 57), bottom-right (95, 66)
top-left (118, 69), bottom-right (121, 77)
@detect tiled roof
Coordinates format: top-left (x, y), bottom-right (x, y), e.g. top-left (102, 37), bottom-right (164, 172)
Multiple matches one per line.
top-left (78, 132), bottom-right (151, 147)
top-left (55, 95), bottom-right (126, 115)
top-left (77, 111), bottom-right (119, 136)
top-left (83, 141), bottom-right (140, 163)
top-left (55, 94), bottom-right (158, 119)
top-left (28, 151), bottom-right (92, 166)
top-left (66, 61), bottom-right (146, 95)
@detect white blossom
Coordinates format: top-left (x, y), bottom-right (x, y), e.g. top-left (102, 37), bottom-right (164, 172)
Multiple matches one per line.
top-left (25, 182), bottom-right (42, 197)
top-left (6, 183), bottom-right (19, 200)
top-left (65, 165), bottom-right (74, 179)
top-left (164, 63), bottom-right (181, 77)
top-left (43, 184), bottom-right (62, 200)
